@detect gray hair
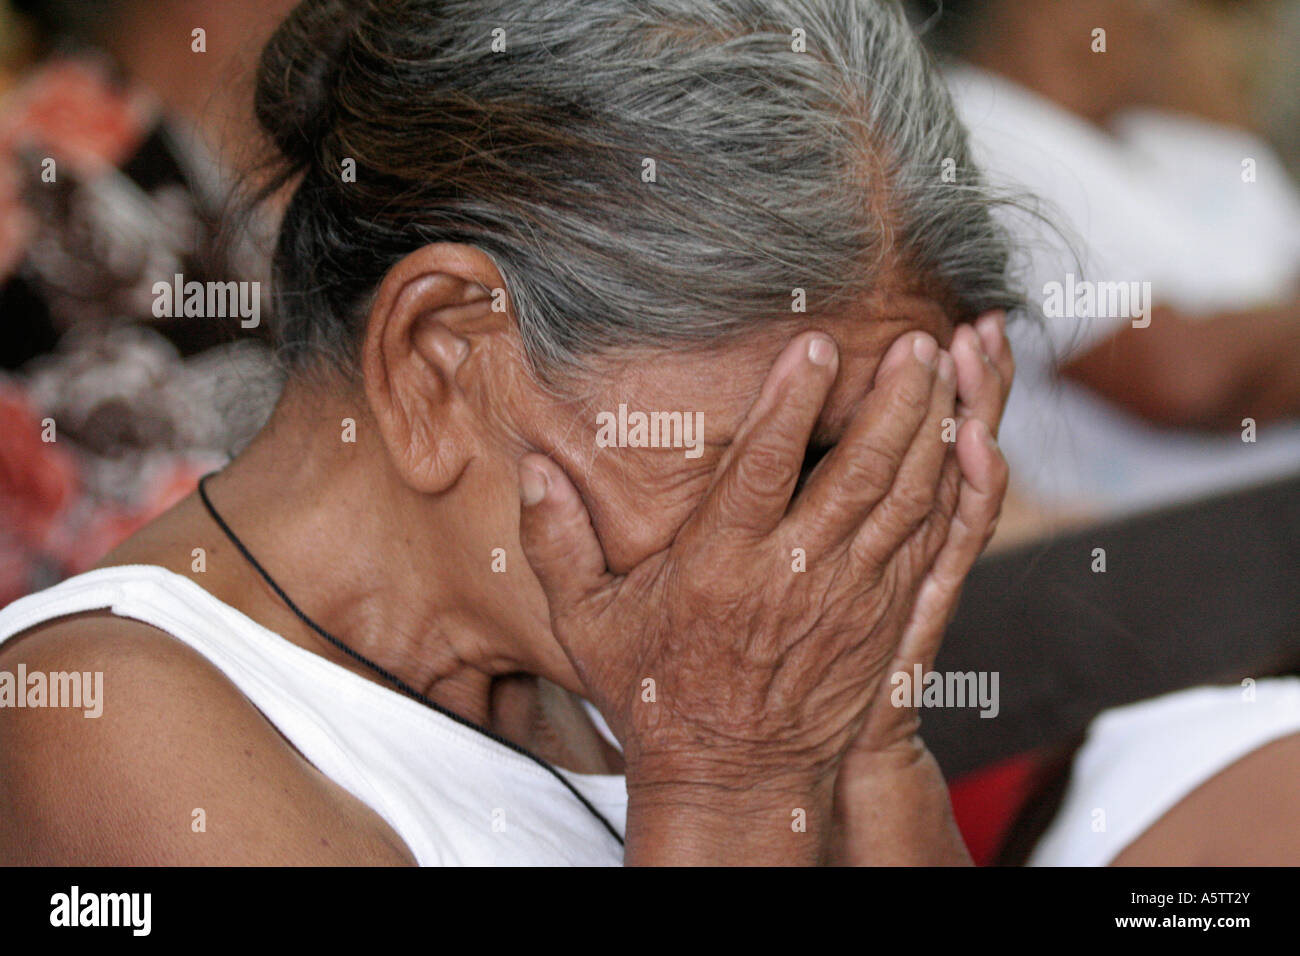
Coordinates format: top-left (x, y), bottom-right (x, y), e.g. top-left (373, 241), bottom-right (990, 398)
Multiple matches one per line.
top-left (255, 0), bottom-right (1022, 383)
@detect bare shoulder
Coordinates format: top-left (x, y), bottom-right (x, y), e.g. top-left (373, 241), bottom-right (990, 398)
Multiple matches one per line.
top-left (0, 613), bottom-right (413, 865)
top-left (1114, 731), bottom-right (1300, 866)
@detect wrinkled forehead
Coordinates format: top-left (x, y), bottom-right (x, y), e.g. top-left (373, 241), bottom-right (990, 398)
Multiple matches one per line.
top-left (581, 292), bottom-right (954, 448)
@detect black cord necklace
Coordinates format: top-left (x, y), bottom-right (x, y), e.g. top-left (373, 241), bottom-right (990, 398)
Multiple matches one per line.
top-left (196, 472), bottom-right (625, 848)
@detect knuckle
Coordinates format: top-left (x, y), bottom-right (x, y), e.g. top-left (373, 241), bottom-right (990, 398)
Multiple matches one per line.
top-left (888, 477), bottom-right (937, 526)
top-left (837, 441), bottom-right (900, 495)
top-left (888, 363), bottom-right (937, 413)
top-left (847, 532), bottom-right (899, 593)
top-left (851, 498), bottom-right (919, 567)
top-left (732, 441), bottom-right (798, 500)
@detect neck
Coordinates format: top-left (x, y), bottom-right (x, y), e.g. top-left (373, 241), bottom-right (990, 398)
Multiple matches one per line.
top-left (198, 382), bottom-right (541, 726)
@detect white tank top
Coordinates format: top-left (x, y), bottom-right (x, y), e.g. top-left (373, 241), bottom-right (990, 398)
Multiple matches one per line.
top-left (8, 568), bottom-right (1294, 866)
top-left (0, 565), bottom-right (627, 866)
top-left (1029, 678), bottom-right (1300, 866)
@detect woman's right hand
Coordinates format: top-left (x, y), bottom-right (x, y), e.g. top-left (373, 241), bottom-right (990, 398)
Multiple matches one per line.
top-left (517, 329), bottom-right (961, 863)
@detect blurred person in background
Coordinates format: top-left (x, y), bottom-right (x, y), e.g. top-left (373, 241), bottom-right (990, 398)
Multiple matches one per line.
top-left (910, 0), bottom-right (1300, 866)
top-left (0, 0), bottom-right (291, 604)
top-left (913, 0), bottom-right (1300, 530)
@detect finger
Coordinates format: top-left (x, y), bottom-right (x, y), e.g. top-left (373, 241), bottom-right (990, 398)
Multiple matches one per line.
top-left (911, 443), bottom-right (964, 567)
top-left (784, 330), bottom-right (939, 550)
top-left (516, 453), bottom-right (614, 627)
top-left (896, 418), bottom-right (1009, 664)
top-left (974, 310), bottom-right (1013, 410)
top-left (847, 347), bottom-right (958, 570)
top-left (951, 323), bottom-right (1005, 437)
top-left (950, 417), bottom-right (1010, 540)
top-left (686, 332), bottom-right (839, 543)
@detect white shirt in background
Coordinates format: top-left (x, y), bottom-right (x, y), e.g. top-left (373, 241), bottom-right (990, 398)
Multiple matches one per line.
top-left (1030, 679), bottom-right (1300, 866)
top-left (946, 65), bottom-right (1300, 517)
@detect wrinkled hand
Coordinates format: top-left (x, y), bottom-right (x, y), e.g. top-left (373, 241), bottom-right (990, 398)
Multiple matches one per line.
top-left (517, 328), bottom-right (966, 804)
top-left (846, 311), bottom-right (1013, 760)
top-left (828, 312), bottom-right (1013, 867)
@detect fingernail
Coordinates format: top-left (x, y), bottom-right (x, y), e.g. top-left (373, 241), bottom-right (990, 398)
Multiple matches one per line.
top-left (913, 333), bottom-right (938, 367)
top-left (937, 350), bottom-right (956, 384)
top-left (976, 313), bottom-right (1003, 355)
top-left (519, 462), bottom-right (548, 505)
top-left (807, 335), bottom-right (836, 366)
top-left (978, 420), bottom-right (998, 448)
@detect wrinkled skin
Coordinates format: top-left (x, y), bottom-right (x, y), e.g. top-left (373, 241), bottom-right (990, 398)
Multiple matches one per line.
top-left (519, 313), bottom-right (1013, 863)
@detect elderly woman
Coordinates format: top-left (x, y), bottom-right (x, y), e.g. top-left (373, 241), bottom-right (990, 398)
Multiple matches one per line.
top-left (0, 0), bottom-right (1016, 865)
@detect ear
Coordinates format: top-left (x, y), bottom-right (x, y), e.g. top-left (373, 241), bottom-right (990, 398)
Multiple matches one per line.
top-left (361, 243), bottom-right (509, 493)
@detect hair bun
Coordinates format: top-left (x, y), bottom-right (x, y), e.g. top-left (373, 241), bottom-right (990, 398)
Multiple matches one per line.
top-left (254, 0), bottom-right (365, 170)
